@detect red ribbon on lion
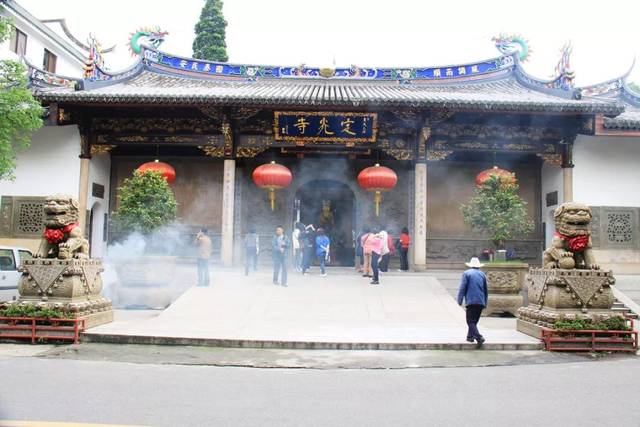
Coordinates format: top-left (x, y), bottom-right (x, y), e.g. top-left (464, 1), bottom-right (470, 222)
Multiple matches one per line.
top-left (555, 232), bottom-right (589, 252)
top-left (43, 223), bottom-right (79, 244)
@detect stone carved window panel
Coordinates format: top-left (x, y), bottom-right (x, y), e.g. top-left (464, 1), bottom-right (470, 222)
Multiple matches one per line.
top-left (0, 196), bottom-right (46, 238)
top-left (590, 206), bottom-right (638, 250)
top-left (605, 212), bottom-right (633, 244)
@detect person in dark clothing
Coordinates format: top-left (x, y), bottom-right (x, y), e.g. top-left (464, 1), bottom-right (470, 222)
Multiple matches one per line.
top-left (457, 257), bottom-right (489, 346)
top-left (398, 227), bottom-right (410, 271)
top-left (243, 228), bottom-right (259, 276)
top-left (300, 224), bottom-right (315, 275)
top-left (271, 225), bottom-right (291, 286)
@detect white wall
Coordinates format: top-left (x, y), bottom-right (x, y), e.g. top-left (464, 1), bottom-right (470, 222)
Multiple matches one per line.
top-left (0, 125), bottom-right (81, 197)
top-left (0, 8), bottom-right (83, 76)
top-left (540, 162), bottom-right (564, 247)
top-left (87, 153), bottom-right (111, 258)
top-left (573, 135), bottom-right (640, 207)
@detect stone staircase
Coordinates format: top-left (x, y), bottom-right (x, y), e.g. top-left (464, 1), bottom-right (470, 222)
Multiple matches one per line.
top-left (612, 298), bottom-right (639, 320)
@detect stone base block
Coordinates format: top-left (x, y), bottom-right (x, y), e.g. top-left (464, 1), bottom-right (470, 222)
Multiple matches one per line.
top-left (516, 318), bottom-right (543, 339)
top-left (81, 309), bottom-right (114, 329)
top-left (484, 294), bottom-right (523, 317)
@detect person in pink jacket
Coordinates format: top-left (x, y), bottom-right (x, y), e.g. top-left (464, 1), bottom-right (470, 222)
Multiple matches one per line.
top-left (369, 228), bottom-right (383, 285)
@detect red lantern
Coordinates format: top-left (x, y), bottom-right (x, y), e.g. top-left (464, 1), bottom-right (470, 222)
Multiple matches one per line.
top-left (136, 160), bottom-right (176, 183)
top-left (475, 166), bottom-right (516, 188)
top-left (357, 163), bottom-right (397, 217)
top-left (252, 161), bottom-right (293, 210)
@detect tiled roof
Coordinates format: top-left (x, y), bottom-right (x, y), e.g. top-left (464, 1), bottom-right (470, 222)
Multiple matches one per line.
top-left (35, 67), bottom-right (623, 114)
top-left (603, 108), bottom-right (640, 130)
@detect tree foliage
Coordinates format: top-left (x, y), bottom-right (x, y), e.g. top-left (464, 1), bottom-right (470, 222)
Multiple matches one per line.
top-left (628, 81), bottom-right (640, 93)
top-left (112, 170), bottom-right (177, 235)
top-left (0, 11), bottom-right (43, 180)
top-left (192, 0), bottom-right (228, 62)
top-left (460, 175), bottom-right (534, 247)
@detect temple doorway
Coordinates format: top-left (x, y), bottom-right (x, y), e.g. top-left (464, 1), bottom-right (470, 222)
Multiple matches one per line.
top-left (294, 180), bottom-right (356, 267)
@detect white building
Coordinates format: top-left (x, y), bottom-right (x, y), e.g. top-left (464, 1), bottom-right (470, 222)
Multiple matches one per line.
top-left (0, 0), bottom-right (111, 257)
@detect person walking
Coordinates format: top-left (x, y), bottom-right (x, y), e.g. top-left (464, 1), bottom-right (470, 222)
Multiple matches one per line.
top-left (301, 224), bottom-right (315, 275)
top-left (457, 257), bottom-right (488, 346)
top-left (361, 227), bottom-right (373, 278)
top-left (272, 225), bottom-right (291, 286)
top-left (369, 229), bottom-right (383, 285)
top-left (398, 227), bottom-right (410, 271)
top-left (315, 228), bottom-right (330, 277)
top-left (195, 228), bottom-right (212, 287)
top-left (292, 222), bottom-right (303, 272)
top-left (243, 228), bottom-right (259, 276)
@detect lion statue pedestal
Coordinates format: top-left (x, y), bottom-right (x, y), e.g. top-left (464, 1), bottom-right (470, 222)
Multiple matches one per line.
top-left (3, 195), bottom-right (113, 329)
top-left (517, 202), bottom-right (622, 338)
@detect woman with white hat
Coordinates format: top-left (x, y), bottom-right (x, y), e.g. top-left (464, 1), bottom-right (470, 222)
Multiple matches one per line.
top-left (457, 257), bottom-right (488, 346)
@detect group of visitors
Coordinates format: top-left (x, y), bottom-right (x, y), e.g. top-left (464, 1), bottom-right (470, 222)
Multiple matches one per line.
top-left (195, 226), bottom-right (488, 346)
top-left (259, 223), bottom-right (333, 287)
top-left (355, 226), bottom-right (411, 285)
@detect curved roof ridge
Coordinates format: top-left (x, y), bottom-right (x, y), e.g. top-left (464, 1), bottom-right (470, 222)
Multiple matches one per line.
top-left (137, 46), bottom-right (519, 83)
top-left (512, 60), bottom-right (579, 100)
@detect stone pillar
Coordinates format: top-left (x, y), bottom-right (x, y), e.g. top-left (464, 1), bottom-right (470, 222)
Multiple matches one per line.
top-left (78, 158), bottom-right (90, 233)
top-left (78, 126), bottom-right (92, 234)
top-left (561, 137), bottom-right (574, 203)
top-left (221, 159), bottom-right (236, 267)
top-left (562, 167), bottom-right (573, 203)
top-left (413, 162), bottom-right (427, 270)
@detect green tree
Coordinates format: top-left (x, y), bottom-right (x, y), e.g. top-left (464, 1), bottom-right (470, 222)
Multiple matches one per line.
top-left (460, 175), bottom-right (534, 248)
top-left (628, 81), bottom-right (640, 93)
top-left (0, 12), bottom-right (43, 180)
top-left (112, 170), bottom-right (177, 235)
top-left (192, 0), bottom-right (228, 62)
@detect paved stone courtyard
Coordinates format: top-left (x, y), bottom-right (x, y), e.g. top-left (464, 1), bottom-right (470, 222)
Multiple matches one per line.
top-left (87, 268), bottom-right (540, 348)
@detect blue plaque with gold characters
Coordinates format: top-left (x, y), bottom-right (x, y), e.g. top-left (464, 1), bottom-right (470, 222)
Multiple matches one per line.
top-left (274, 112), bottom-right (378, 143)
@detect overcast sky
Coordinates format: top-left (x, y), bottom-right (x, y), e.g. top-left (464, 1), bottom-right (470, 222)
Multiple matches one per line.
top-left (20, 0), bottom-right (640, 86)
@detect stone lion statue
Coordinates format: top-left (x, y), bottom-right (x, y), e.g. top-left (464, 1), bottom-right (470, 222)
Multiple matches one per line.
top-left (36, 195), bottom-right (89, 259)
top-left (543, 202), bottom-right (598, 270)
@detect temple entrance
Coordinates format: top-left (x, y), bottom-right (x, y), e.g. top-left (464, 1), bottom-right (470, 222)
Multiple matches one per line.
top-left (294, 180), bottom-right (356, 267)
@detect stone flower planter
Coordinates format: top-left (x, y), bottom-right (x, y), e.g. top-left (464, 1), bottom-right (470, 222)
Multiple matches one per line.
top-left (481, 262), bottom-right (528, 316)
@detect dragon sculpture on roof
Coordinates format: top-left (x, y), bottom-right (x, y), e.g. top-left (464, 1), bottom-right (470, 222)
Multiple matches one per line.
top-left (492, 34), bottom-right (532, 62)
top-left (128, 27), bottom-right (169, 56)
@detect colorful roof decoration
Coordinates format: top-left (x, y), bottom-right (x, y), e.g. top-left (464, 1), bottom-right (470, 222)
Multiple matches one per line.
top-left (28, 37), bottom-right (630, 116)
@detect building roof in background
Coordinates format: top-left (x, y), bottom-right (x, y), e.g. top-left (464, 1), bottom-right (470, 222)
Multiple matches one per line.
top-left (1, 0), bottom-right (85, 63)
top-left (582, 75), bottom-right (640, 130)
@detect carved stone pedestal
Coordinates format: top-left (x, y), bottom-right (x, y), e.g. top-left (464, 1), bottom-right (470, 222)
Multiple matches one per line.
top-left (517, 268), bottom-right (619, 338)
top-left (482, 263), bottom-right (528, 317)
top-left (13, 258), bottom-right (113, 329)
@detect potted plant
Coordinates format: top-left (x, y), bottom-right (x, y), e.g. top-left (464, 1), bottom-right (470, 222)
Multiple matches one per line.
top-left (110, 170), bottom-right (179, 309)
top-left (460, 173), bottom-right (534, 316)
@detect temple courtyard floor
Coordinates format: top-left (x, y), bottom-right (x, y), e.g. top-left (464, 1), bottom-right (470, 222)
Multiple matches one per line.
top-left (87, 267), bottom-right (541, 350)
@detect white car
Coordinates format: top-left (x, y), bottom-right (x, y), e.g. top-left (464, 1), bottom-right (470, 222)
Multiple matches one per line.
top-left (0, 246), bottom-right (33, 302)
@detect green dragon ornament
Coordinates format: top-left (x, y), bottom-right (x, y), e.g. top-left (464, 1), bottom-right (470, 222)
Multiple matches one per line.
top-left (128, 27), bottom-right (168, 56)
top-left (492, 34), bottom-right (531, 62)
